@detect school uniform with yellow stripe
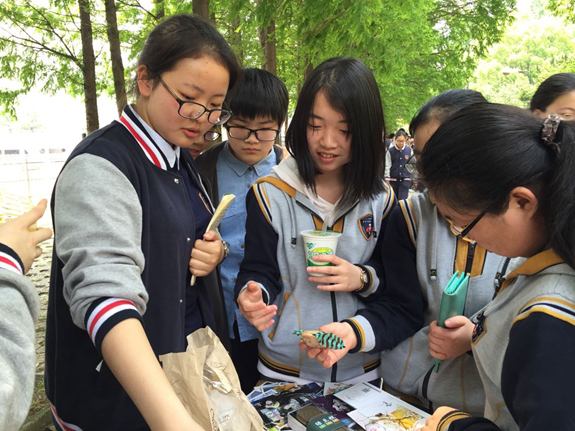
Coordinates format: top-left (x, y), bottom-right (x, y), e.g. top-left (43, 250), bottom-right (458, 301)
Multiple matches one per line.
top-left (364, 192), bottom-right (507, 416)
top-left (234, 159), bottom-right (396, 383)
top-left (437, 249), bottom-right (575, 431)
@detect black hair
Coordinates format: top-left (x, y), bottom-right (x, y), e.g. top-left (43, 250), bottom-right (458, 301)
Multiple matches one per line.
top-left (419, 102), bottom-right (575, 268)
top-left (388, 133), bottom-right (395, 139)
top-left (530, 73), bottom-right (575, 112)
top-left (224, 68), bottom-right (289, 125)
top-left (409, 89), bottom-right (487, 137)
top-left (285, 57), bottom-right (386, 209)
top-left (395, 130), bottom-right (408, 139)
top-left (135, 14), bottom-right (241, 96)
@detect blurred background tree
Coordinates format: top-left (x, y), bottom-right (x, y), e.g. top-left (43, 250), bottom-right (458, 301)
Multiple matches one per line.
top-left (2, 0), bottom-right (573, 134)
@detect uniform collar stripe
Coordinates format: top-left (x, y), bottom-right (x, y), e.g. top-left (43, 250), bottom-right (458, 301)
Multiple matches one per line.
top-left (118, 112), bottom-right (167, 170)
top-left (499, 249), bottom-right (564, 293)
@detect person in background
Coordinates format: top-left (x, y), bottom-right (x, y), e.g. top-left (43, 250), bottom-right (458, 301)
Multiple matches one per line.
top-left (420, 103), bottom-right (575, 430)
top-left (196, 67), bottom-right (288, 393)
top-left (388, 130), bottom-right (413, 200)
top-left (384, 132), bottom-right (395, 151)
top-left (235, 57), bottom-right (398, 384)
top-left (530, 72), bottom-right (575, 120)
top-left (188, 127), bottom-right (221, 159)
top-left (45, 14), bottom-right (241, 430)
top-left (0, 200), bottom-right (52, 431)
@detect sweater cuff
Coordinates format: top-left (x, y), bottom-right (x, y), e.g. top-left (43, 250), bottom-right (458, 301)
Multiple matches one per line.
top-left (355, 264), bottom-right (379, 297)
top-left (437, 410), bottom-right (472, 431)
top-left (0, 244), bottom-right (25, 275)
top-left (342, 315), bottom-right (375, 353)
top-left (85, 297), bottom-right (143, 353)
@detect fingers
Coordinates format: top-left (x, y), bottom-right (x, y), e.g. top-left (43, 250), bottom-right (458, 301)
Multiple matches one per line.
top-left (18, 199), bottom-right (48, 229)
top-left (31, 227), bottom-right (53, 245)
top-left (202, 230), bottom-right (221, 242)
top-left (444, 315), bottom-right (469, 328)
top-left (237, 283), bottom-right (277, 330)
top-left (310, 254), bottom-right (341, 265)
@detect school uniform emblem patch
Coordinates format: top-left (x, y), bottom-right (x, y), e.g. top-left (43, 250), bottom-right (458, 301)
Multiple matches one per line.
top-left (358, 214), bottom-right (373, 241)
top-left (472, 311), bottom-right (487, 344)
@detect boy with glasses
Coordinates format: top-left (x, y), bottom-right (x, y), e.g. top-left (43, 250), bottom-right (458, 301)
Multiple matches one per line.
top-left (196, 68), bottom-right (288, 393)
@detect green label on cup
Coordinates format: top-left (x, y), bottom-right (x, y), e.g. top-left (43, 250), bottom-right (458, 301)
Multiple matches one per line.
top-left (307, 246), bottom-right (334, 267)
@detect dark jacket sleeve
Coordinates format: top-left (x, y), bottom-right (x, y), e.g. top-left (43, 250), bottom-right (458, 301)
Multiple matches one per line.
top-left (501, 309), bottom-right (575, 430)
top-left (440, 300), bottom-right (575, 431)
top-left (354, 204), bottom-right (426, 352)
top-left (234, 187), bottom-right (282, 305)
top-left (358, 193), bottom-right (397, 298)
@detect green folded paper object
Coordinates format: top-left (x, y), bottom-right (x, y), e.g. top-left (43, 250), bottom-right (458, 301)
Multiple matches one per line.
top-left (434, 271), bottom-right (470, 373)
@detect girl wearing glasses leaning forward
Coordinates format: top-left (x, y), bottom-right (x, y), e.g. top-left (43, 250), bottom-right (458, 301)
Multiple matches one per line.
top-left (45, 15), bottom-right (240, 430)
top-left (418, 103), bottom-right (575, 431)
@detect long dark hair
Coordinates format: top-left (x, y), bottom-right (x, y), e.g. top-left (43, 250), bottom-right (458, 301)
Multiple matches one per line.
top-left (135, 14), bottom-right (241, 96)
top-left (530, 73), bottom-right (575, 112)
top-left (419, 102), bottom-right (575, 268)
top-left (409, 89), bottom-right (487, 137)
top-left (285, 57), bottom-right (386, 209)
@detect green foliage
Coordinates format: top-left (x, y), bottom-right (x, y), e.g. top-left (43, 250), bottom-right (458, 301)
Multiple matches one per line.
top-left (547, 0), bottom-right (575, 22)
top-left (0, 0), bottom-right (516, 130)
top-left (469, 5), bottom-right (575, 107)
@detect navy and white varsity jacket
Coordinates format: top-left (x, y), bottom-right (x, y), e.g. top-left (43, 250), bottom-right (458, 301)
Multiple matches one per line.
top-left (389, 145), bottom-right (412, 181)
top-left (45, 106), bottom-right (227, 430)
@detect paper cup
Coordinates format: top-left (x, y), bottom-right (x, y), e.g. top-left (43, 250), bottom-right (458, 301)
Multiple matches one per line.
top-left (301, 229), bottom-right (342, 277)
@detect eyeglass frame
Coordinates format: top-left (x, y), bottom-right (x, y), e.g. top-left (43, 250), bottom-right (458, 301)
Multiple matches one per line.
top-left (157, 76), bottom-right (232, 125)
top-left (225, 125), bottom-right (280, 142)
top-left (450, 210), bottom-right (487, 241)
top-left (204, 130), bottom-right (221, 142)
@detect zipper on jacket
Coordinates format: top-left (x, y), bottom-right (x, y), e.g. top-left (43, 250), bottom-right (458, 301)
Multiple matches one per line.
top-left (330, 291), bottom-right (338, 382)
top-left (421, 365), bottom-right (434, 412)
top-left (494, 257), bottom-right (511, 296)
top-left (464, 242), bottom-right (476, 275)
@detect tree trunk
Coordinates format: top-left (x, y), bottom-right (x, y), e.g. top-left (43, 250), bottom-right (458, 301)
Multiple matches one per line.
top-left (259, 20), bottom-right (277, 74)
top-left (104, 0), bottom-right (127, 115)
top-left (155, 0), bottom-right (165, 20)
top-left (77, 0), bottom-right (99, 134)
top-left (230, 17), bottom-right (243, 64)
top-left (193, 0), bottom-right (210, 20)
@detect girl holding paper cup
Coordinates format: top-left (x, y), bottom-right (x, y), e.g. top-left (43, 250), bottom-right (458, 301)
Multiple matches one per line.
top-left (45, 15), bottom-right (240, 430)
top-left (234, 57), bottom-right (406, 384)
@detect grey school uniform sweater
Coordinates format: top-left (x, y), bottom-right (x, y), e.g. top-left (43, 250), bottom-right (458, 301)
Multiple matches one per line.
top-left (235, 158), bottom-right (397, 382)
top-left (379, 193), bottom-right (507, 415)
top-left (438, 249), bottom-right (575, 431)
top-left (0, 245), bottom-right (39, 431)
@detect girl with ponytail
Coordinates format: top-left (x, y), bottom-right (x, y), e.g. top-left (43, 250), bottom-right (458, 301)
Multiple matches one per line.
top-left (420, 103), bottom-right (575, 430)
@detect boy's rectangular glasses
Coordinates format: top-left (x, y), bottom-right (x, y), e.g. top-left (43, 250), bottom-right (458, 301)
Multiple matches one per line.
top-left (158, 77), bottom-right (232, 125)
top-left (226, 125), bottom-right (279, 142)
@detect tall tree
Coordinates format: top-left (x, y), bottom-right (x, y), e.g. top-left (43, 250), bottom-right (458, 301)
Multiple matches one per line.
top-left (193, 0), bottom-right (210, 20)
top-left (469, 6), bottom-right (575, 107)
top-left (77, 0), bottom-right (98, 133)
top-left (0, 0), bottom-right (100, 132)
top-left (104, 0), bottom-right (127, 115)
